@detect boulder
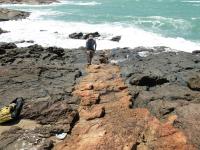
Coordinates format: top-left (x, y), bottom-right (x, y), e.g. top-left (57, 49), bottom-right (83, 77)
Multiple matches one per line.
top-left (69, 32), bottom-right (83, 39)
top-left (82, 32), bottom-right (100, 39)
top-left (192, 50), bottom-right (200, 54)
top-left (0, 8), bottom-right (30, 21)
top-left (187, 74), bottom-right (200, 91)
top-left (0, 28), bottom-right (8, 34)
top-left (110, 36), bottom-right (121, 42)
top-left (0, 42), bottom-right (17, 49)
top-left (69, 32), bottom-right (100, 39)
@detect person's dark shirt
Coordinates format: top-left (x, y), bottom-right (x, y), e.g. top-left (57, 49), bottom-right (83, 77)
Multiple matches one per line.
top-left (86, 39), bottom-right (96, 51)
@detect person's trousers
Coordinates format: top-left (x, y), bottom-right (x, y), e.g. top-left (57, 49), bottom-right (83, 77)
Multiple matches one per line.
top-left (86, 50), bottom-right (95, 65)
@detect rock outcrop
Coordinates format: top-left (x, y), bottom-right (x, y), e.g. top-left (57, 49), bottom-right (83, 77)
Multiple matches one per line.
top-left (0, 0), bottom-right (58, 4)
top-left (69, 32), bottom-right (100, 39)
top-left (0, 43), bottom-right (88, 149)
top-left (102, 47), bottom-right (200, 149)
top-left (0, 27), bottom-right (8, 34)
top-left (0, 8), bottom-right (30, 21)
top-left (110, 35), bottom-right (121, 42)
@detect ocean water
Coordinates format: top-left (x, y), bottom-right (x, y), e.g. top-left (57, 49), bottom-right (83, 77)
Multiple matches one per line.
top-left (0, 0), bottom-right (200, 51)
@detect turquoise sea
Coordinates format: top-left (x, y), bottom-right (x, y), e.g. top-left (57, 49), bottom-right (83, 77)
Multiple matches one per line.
top-left (0, 0), bottom-right (200, 51)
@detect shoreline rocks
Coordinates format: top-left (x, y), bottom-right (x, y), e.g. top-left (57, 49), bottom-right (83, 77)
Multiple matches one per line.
top-left (110, 35), bottom-right (121, 42)
top-left (0, 0), bottom-right (58, 4)
top-left (101, 47), bottom-right (200, 148)
top-left (69, 32), bottom-right (100, 40)
top-left (0, 43), bottom-right (87, 149)
top-left (68, 32), bottom-right (122, 42)
top-left (0, 8), bottom-right (30, 21)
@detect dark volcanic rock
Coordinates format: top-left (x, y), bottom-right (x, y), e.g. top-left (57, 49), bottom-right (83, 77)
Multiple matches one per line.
top-left (0, 44), bottom-right (86, 106)
top-left (129, 74), bottom-right (169, 87)
top-left (192, 50), bottom-right (200, 54)
top-left (0, 43), bottom-right (88, 149)
top-left (110, 36), bottom-right (121, 42)
top-left (15, 40), bottom-right (34, 44)
top-left (69, 32), bottom-right (100, 39)
top-left (0, 27), bottom-right (8, 34)
top-left (112, 50), bottom-right (200, 148)
top-left (0, 8), bottom-right (30, 21)
top-left (82, 32), bottom-right (100, 39)
top-left (69, 32), bottom-right (83, 39)
top-left (92, 51), bottom-right (109, 64)
top-left (0, 42), bottom-right (17, 49)
top-left (22, 99), bottom-right (79, 128)
top-left (104, 47), bottom-right (142, 64)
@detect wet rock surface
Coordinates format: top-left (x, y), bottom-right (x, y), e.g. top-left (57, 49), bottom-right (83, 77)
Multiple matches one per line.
top-left (0, 43), bottom-right (88, 149)
top-left (0, 8), bottom-right (30, 21)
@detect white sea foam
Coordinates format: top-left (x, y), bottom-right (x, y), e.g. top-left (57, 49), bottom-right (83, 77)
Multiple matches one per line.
top-left (0, 19), bottom-right (200, 52)
top-left (64, 1), bottom-right (101, 6)
top-left (182, 1), bottom-right (200, 3)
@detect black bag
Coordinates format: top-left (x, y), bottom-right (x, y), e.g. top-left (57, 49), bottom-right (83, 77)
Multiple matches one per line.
top-left (11, 97), bottom-right (24, 119)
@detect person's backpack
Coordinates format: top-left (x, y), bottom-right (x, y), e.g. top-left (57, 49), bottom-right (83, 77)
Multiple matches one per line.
top-left (0, 97), bottom-right (24, 123)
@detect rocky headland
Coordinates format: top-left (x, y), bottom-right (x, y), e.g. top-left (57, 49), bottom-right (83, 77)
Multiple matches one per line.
top-left (0, 43), bottom-right (200, 150)
top-left (0, 0), bottom-right (58, 4)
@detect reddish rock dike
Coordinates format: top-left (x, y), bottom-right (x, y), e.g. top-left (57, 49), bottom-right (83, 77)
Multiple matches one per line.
top-left (0, 43), bottom-right (200, 149)
top-left (55, 64), bottom-right (195, 150)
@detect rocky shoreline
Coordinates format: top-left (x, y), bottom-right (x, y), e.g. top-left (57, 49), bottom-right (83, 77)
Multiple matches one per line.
top-left (0, 42), bottom-right (199, 149)
top-left (0, 0), bottom-right (58, 4)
